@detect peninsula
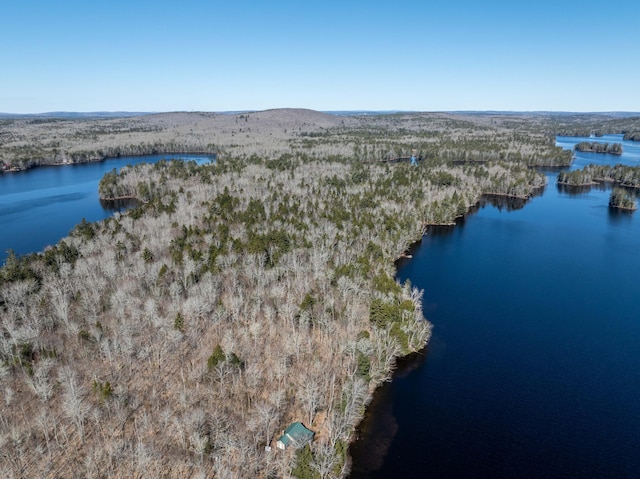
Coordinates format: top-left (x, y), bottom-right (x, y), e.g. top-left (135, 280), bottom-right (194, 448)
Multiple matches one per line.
top-left (0, 109), bottom-right (631, 478)
top-left (557, 164), bottom-right (640, 188)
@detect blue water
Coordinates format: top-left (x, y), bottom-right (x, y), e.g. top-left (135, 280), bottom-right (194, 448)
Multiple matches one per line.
top-left (0, 154), bottom-right (214, 262)
top-left (350, 138), bottom-right (640, 478)
top-left (556, 134), bottom-right (640, 170)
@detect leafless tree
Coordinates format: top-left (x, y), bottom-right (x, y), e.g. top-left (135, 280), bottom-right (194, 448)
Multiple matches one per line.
top-left (26, 358), bottom-right (55, 401)
top-left (60, 367), bottom-right (90, 442)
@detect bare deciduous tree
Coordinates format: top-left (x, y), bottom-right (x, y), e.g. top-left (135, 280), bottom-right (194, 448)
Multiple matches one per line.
top-left (60, 368), bottom-right (90, 442)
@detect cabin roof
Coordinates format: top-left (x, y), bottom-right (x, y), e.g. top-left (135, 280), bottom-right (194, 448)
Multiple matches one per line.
top-left (278, 422), bottom-right (314, 448)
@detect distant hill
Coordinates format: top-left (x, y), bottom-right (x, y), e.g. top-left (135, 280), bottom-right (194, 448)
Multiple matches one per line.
top-left (324, 110), bottom-right (417, 116)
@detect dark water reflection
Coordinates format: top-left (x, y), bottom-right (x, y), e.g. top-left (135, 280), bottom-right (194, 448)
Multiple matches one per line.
top-left (480, 194), bottom-right (529, 212)
top-left (99, 197), bottom-right (139, 212)
top-left (349, 138), bottom-right (640, 478)
top-left (349, 350), bottom-right (427, 476)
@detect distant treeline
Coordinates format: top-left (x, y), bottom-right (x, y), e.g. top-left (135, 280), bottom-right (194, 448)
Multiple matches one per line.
top-left (1, 111), bottom-right (582, 173)
top-left (574, 142), bottom-right (622, 155)
top-left (548, 114), bottom-right (640, 138)
top-left (1, 141), bottom-right (217, 171)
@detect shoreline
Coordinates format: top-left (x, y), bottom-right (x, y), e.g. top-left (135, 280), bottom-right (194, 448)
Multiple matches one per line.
top-left (348, 184), bottom-right (543, 470)
top-left (99, 194), bottom-right (140, 201)
top-left (609, 205), bottom-right (638, 211)
top-left (482, 191), bottom-right (532, 200)
top-left (1, 149), bottom-right (217, 173)
top-left (609, 202), bottom-right (638, 211)
top-left (557, 180), bottom-right (599, 188)
top-left (559, 179), bottom-right (640, 189)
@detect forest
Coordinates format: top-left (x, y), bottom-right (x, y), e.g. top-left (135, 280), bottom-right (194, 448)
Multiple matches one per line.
top-left (0, 110), bottom-right (578, 171)
top-left (557, 164), bottom-right (640, 188)
top-left (4, 110), bottom-right (639, 172)
top-left (0, 109), bottom-right (629, 478)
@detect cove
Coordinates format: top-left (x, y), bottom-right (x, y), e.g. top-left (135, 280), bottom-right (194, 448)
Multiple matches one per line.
top-left (0, 154), bottom-right (215, 263)
top-left (349, 135), bottom-right (640, 478)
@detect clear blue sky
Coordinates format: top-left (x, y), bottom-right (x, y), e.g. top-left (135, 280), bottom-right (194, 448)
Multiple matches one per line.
top-left (2, 0), bottom-right (639, 113)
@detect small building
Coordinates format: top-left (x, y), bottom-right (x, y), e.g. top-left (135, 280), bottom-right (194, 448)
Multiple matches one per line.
top-left (276, 422), bottom-right (315, 450)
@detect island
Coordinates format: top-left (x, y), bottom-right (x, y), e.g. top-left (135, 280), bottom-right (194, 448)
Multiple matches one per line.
top-left (624, 131), bottom-right (640, 142)
top-left (574, 141), bottom-right (623, 155)
top-left (609, 187), bottom-right (637, 210)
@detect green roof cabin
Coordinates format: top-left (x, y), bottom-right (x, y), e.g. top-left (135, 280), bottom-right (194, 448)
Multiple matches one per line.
top-left (276, 422), bottom-right (315, 450)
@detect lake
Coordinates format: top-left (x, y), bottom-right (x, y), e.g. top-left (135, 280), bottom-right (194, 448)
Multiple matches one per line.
top-left (556, 133), bottom-right (640, 169)
top-left (1, 139), bottom-right (639, 478)
top-left (349, 135), bottom-right (640, 478)
top-left (0, 154), bottom-right (214, 263)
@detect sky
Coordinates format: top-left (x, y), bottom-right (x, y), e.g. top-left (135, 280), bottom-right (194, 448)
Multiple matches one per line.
top-left (2, 0), bottom-right (639, 113)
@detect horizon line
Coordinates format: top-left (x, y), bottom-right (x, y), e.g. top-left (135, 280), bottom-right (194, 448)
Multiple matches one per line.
top-left (2, 109), bottom-right (640, 118)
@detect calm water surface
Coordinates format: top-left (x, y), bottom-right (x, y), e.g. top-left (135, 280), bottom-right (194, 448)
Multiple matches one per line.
top-left (0, 154), bottom-right (214, 262)
top-left (557, 133), bottom-right (640, 169)
top-left (350, 135), bottom-right (640, 478)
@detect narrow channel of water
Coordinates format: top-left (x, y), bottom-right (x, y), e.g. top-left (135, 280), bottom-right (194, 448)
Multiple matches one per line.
top-left (350, 135), bottom-right (640, 478)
